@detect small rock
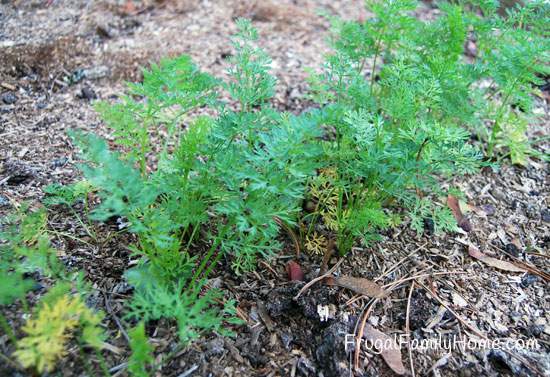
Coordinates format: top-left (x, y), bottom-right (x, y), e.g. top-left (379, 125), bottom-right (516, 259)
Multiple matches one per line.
top-left (96, 23), bottom-right (118, 38)
top-left (491, 188), bottom-right (506, 201)
top-left (541, 209), bottom-right (550, 223)
top-left (504, 243), bottom-right (520, 257)
top-left (527, 324), bottom-right (544, 337)
top-left (51, 157), bottom-right (68, 168)
top-left (70, 69), bottom-right (86, 84)
top-left (78, 86), bottom-right (97, 100)
top-left (280, 332), bottom-right (293, 350)
top-left (205, 337), bottom-right (225, 358)
top-left (0, 194), bottom-right (10, 207)
top-left (525, 203), bottom-right (539, 219)
top-left (520, 274), bottom-right (539, 288)
top-left (1, 92), bottom-right (17, 104)
top-left (297, 356), bottom-right (317, 376)
top-left (482, 204), bottom-right (496, 216)
top-left (83, 65), bottom-right (110, 80)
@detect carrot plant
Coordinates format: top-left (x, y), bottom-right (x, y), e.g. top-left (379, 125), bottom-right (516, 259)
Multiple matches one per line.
top-left (302, 0), bottom-right (548, 253)
top-left (2, 3), bottom-right (546, 373)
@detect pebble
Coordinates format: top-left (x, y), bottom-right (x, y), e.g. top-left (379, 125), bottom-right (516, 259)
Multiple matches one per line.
top-left (51, 157), bottom-right (68, 168)
top-left (524, 203), bottom-right (539, 219)
top-left (83, 65), bottom-right (110, 80)
top-left (504, 243), bottom-right (520, 257)
top-left (520, 274), bottom-right (539, 287)
top-left (0, 194), bottom-right (9, 207)
top-left (79, 86), bottom-right (97, 100)
top-left (491, 188), bottom-right (506, 201)
top-left (205, 338), bottom-right (225, 357)
top-left (482, 204), bottom-right (496, 216)
top-left (1, 92), bottom-right (17, 104)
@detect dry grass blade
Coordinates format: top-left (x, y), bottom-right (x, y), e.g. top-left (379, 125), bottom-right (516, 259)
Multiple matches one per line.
top-left (274, 216), bottom-right (300, 257)
top-left (468, 245), bottom-right (526, 273)
top-left (405, 282), bottom-right (415, 377)
top-left (354, 298), bottom-right (379, 371)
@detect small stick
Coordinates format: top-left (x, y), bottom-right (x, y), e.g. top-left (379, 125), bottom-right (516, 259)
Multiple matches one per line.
top-left (293, 258), bottom-right (344, 300)
top-left (354, 298), bottom-right (380, 370)
top-left (103, 293), bottom-right (130, 343)
top-left (406, 282), bottom-right (416, 377)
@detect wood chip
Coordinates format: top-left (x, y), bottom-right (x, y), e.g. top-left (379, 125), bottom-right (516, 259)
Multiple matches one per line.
top-left (1, 82), bottom-right (16, 91)
top-left (256, 301), bottom-right (275, 332)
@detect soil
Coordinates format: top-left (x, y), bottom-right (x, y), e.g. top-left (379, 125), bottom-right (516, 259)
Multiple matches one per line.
top-left (1, 1), bottom-right (549, 377)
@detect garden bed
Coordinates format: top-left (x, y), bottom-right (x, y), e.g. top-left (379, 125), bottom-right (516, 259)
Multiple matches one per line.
top-left (1, 1), bottom-right (549, 376)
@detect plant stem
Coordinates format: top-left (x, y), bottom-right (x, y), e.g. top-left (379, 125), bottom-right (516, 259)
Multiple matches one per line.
top-left (0, 312), bottom-right (16, 344)
top-left (487, 83), bottom-right (515, 157)
top-left (370, 26), bottom-right (386, 96)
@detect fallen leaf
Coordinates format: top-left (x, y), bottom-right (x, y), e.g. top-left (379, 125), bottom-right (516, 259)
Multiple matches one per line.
top-left (363, 324), bottom-right (406, 375)
top-left (286, 260), bottom-right (304, 281)
top-left (328, 275), bottom-right (388, 298)
top-left (468, 245), bottom-right (526, 273)
top-left (447, 195), bottom-right (472, 232)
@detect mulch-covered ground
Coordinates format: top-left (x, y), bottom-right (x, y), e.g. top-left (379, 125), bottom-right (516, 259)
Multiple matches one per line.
top-left (1, 1), bottom-right (549, 376)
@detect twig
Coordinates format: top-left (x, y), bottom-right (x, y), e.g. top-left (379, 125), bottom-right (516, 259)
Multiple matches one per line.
top-left (354, 298), bottom-right (379, 370)
top-left (103, 293), bottom-right (130, 343)
top-left (177, 364), bottom-right (199, 377)
top-left (406, 282), bottom-right (416, 377)
top-left (293, 258), bottom-right (344, 300)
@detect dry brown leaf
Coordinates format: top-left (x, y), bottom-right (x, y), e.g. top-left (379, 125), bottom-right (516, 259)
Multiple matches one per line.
top-left (363, 324), bottom-right (406, 375)
top-left (286, 260), bottom-right (304, 281)
top-left (468, 245), bottom-right (526, 273)
top-left (329, 275), bottom-right (388, 298)
top-left (447, 195), bottom-right (472, 232)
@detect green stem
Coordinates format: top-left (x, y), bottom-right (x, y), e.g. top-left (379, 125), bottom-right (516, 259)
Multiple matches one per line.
top-left (189, 224), bottom-right (229, 290)
top-left (0, 312), bottom-right (16, 344)
top-left (370, 27), bottom-right (386, 96)
top-left (95, 349), bottom-right (110, 377)
top-left (487, 84), bottom-right (515, 157)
